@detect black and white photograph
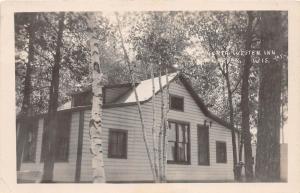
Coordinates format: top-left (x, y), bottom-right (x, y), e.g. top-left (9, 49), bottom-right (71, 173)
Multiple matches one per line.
top-left (13, 10), bottom-right (289, 184)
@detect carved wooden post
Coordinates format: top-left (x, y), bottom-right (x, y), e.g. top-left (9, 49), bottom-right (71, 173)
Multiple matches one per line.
top-left (86, 13), bottom-right (106, 183)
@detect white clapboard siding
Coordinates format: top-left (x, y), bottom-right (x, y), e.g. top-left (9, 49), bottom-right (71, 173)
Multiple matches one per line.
top-left (20, 112), bottom-right (80, 182)
top-left (166, 81), bottom-right (233, 181)
top-left (20, 78), bottom-right (234, 182)
top-left (80, 107), bottom-right (154, 182)
top-left (79, 80), bottom-right (234, 182)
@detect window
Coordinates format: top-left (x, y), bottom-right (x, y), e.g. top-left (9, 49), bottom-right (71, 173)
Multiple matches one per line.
top-left (216, 141), bottom-right (227, 163)
top-left (198, 124), bottom-right (209, 165)
top-left (55, 113), bottom-right (71, 161)
top-left (23, 119), bottom-right (39, 162)
top-left (72, 91), bottom-right (92, 107)
top-left (169, 95), bottom-right (184, 111)
top-left (108, 129), bottom-right (127, 159)
top-left (41, 113), bottom-right (71, 162)
top-left (167, 121), bottom-right (190, 164)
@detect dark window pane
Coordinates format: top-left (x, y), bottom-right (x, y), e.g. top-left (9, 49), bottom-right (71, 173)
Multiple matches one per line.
top-left (216, 141), bottom-right (227, 163)
top-left (167, 142), bottom-right (176, 161)
top-left (177, 143), bottom-right (188, 162)
top-left (170, 96), bottom-right (184, 111)
top-left (73, 91), bottom-right (92, 107)
top-left (178, 125), bottom-right (187, 143)
top-left (116, 133), bottom-right (124, 156)
top-left (111, 132), bottom-right (118, 144)
top-left (178, 125), bottom-right (183, 142)
top-left (108, 129), bottom-right (127, 159)
top-left (184, 125), bottom-right (188, 142)
top-left (168, 123), bottom-right (176, 141)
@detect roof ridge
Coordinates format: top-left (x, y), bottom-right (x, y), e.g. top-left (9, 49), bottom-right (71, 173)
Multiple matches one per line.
top-left (179, 74), bottom-right (237, 131)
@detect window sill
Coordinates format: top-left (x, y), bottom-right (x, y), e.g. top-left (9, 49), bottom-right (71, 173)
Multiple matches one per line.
top-left (169, 108), bottom-right (184, 112)
top-left (22, 160), bottom-right (36, 163)
top-left (198, 163), bottom-right (210, 166)
top-left (54, 161), bottom-right (69, 163)
top-left (108, 156), bottom-right (127, 159)
top-left (39, 160), bottom-right (69, 163)
top-left (167, 161), bottom-right (190, 165)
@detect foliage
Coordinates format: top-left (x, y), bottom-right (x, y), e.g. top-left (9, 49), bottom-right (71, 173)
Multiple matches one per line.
top-left (15, 12), bottom-right (126, 114)
top-left (15, 10), bottom-right (288, 182)
top-left (15, 10), bottom-right (288, 139)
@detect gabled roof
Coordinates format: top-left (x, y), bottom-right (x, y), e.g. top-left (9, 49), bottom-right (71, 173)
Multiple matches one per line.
top-left (114, 73), bottom-right (177, 104)
top-left (59, 72), bottom-right (235, 131)
top-left (178, 75), bottom-right (234, 130)
top-left (69, 82), bottom-right (139, 96)
top-left (103, 73), bottom-right (234, 131)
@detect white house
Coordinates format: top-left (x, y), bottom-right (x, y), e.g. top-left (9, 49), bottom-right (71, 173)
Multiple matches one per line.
top-left (17, 73), bottom-right (239, 183)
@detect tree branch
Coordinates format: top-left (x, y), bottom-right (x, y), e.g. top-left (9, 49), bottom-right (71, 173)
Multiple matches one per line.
top-left (34, 49), bottom-right (53, 66)
top-left (207, 37), bottom-right (227, 77)
top-left (231, 76), bottom-right (242, 94)
top-left (42, 14), bottom-right (58, 35)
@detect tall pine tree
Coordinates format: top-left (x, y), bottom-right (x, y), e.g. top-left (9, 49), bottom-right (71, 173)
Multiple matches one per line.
top-left (16, 13), bottom-right (37, 171)
top-left (255, 11), bottom-right (285, 182)
top-left (42, 12), bottom-right (65, 182)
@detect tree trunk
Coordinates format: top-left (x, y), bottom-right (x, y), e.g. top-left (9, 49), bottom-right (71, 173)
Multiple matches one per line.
top-left (157, 69), bottom-right (169, 182)
top-left (162, 68), bottom-right (170, 182)
top-left (224, 74), bottom-right (238, 180)
top-left (150, 64), bottom-right (159, 182)
top-left (86, 13), bottom-right (106, 183)
top-left (158, 70), bottom-right (164, 181)
top-left (238, 135), bottom-right (243, 163)
top-left (42, 12), bottom-right (65, 182)
top-left (115, 13), bottom-right (157, 182)
top-left (241, 11), bottom-right (254, 181)
top-left (255, 12), bottom-right (282, 182)
top-left (16, 13), bottom-right (36, 171)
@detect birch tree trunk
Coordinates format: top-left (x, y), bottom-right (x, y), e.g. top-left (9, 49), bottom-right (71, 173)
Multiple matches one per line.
top-left (158, 70), bottom-right (164, 181)
top-left (16, 13), bottom-right (36, 171)
top-left (157, 67), bottom-right (170, 182)
top-left (86, 13), bottom-right (106, 183)
top-left (115, 13), bottom-right (157, 181)
top-left (150, 64), bottom-right (159, 182)
top-left (42, 12), bottom-right (65, 182)
top-left (162, 68), bottom-right (170, 182)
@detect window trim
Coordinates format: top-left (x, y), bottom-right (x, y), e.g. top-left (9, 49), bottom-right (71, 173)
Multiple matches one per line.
top-left (216, 141), bottom-right (227, 163)
top-left (108, 128), bottom-right (128, 159)
top-left (167, 119), bottom-right (190, 165)
top-left (169, 94), bottom-right (184, 112)
top-left (197, 124), bottom-right (210, 166)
